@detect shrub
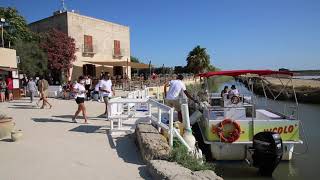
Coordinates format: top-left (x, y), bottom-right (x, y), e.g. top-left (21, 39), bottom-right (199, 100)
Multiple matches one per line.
top-left (168, 138), bottom-right (214, 171)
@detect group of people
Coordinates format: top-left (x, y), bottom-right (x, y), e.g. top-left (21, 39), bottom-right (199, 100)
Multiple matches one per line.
top-left (0, 76), bottom-right (13, 102)
top-left (71, 73), bottom-right (114, 123)
top-left (22, 76), bottom-right (52, 109)
top-left (220, 85), bottom-right (240, 98)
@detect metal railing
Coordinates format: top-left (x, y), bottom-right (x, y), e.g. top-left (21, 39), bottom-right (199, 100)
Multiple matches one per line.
top-left (112, 48), bottom-right (126, 58)
top-left (82, 44), bottom-right (97, 54)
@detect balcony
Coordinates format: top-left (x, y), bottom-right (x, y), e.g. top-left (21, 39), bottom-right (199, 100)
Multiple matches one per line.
top-left (113, 48), bottom-right (125, 58)
top-left (82, 44), bottom-right (97, 56)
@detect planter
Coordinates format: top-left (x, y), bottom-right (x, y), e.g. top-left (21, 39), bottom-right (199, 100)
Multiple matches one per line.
top-left (11, 129), bottom-right (23, 142)
top-left (0, 118), bottom-right (14, 140)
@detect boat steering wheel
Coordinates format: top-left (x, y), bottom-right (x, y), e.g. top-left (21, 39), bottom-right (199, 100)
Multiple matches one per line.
top-left (231, 95), bottom-right (240, 104)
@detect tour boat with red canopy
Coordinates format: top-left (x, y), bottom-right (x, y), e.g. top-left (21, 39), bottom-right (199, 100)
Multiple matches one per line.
top-left (192, 69), bottom-right (305, 176)
top-left (198, 69), bottom-right (293, 78)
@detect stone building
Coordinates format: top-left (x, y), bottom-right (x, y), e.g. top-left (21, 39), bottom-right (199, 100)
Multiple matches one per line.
top-left (0, 47), bottom-right (20, 98)
top-left (29, 11), bottom-right (131, 80)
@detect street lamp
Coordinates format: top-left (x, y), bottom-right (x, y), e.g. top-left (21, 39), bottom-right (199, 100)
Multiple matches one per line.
top-left (0, 18), bottom-right (5, 48)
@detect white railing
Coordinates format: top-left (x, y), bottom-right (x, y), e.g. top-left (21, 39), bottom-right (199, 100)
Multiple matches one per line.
top-left (147, 99), bottom-right (191, 151)
top-left (108, 88), bottom-right (192, 151)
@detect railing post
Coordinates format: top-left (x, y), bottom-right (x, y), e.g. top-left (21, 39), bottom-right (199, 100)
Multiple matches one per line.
top-left (169, 108), bottom-right (174, 147)
top-left (157, 107), bottom-right (162, 132)
top-left (157, 86), bottom-right (160, 99)
top-left (148, 103), bottom-right (152, 124)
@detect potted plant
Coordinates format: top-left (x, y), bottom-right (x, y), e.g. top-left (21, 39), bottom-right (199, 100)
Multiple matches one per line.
top-left (0, 114), bottom-right (14, 140)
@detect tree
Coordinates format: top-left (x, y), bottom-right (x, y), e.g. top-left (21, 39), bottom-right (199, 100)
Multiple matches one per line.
top-left (130, 56), bottom-right (140, 63)
top-left (15, 39), bottom-right (47, 77)
top-left (186, 45), bottom-right (211, 74)
top-left (41, 29), bottom-right (76, 80)
top-left (0, 7), bottom-right (34, 47)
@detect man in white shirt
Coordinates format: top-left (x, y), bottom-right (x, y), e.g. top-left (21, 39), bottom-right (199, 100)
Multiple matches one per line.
top-left (164, 74), bottom-right (198, 122)
top-left (99, 74), bottom-right (115, 117)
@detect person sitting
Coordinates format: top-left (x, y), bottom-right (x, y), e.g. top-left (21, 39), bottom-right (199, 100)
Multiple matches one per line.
top-left (228, 85), bottom-right (240, 97)
top-left (221, 85), bottom-right (229, 97)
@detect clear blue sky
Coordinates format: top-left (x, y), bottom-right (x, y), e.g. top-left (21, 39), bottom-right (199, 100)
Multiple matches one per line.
top-left (1, 0), bottom-right (319, 70)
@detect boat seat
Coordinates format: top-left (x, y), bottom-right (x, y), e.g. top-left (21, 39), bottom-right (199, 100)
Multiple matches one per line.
top-left (256, 109), bottom-right (282, 119)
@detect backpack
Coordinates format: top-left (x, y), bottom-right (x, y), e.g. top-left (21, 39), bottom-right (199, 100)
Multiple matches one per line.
top-left (38, 79), bottom-right (49, 91)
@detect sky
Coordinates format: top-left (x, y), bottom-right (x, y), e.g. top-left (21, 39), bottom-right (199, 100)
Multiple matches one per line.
top-left (1, 0), bottom-right (319, 70)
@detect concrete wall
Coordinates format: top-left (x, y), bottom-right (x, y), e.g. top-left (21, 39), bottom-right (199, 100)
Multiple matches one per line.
top-left (28, 12), bottom-right (68, 34)
top-left (67, 12), bottom-right (131, 79)
top-left (0, 48), bottom-right (17, 68)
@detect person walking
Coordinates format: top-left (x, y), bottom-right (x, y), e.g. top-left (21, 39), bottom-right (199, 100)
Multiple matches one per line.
top-left (22, 75), bottom-right (28, 97)
top-left (5, 76), bottom-right (13, 101)
top-left (38, 76), bottom-right (52, 109)
top-left (84, 76), bottom-right (92, 100)
top-left (0, 78), bottom-right (6, 102)
top-left (99, 74), bottom-right (115, 118)
top-left (72, 76), bottom-right (88, 123)
top-left (27, 77), bottom-right (37, 103)
top-left (164, 74), bottom-right (198, 122)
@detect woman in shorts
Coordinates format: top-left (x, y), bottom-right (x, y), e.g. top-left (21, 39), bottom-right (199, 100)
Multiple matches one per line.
top-left (72, 76), bottom-right (88, 123)
top-left (0, 78), bottom-right (7, 102)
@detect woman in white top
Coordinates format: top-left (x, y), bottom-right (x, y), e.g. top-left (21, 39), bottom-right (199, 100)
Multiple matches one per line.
top-left (72, 76), bottom-right (88, 123)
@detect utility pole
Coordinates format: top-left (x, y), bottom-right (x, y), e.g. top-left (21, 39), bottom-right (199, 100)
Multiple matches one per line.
top-left (0, 18), bottom-right (5, 48)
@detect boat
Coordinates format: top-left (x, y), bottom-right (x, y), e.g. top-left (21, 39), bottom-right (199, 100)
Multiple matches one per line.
top-left (192, 70), bottom-right (305, 175)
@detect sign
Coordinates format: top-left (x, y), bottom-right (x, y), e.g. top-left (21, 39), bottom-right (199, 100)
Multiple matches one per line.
top-left (254, 120), bottom-right (300, 141)
top-left (204, 119), bottom-right (300, 142)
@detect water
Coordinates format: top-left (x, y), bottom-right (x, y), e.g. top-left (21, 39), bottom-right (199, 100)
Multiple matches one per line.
top-left (207, 80), bottom-right (320, 179)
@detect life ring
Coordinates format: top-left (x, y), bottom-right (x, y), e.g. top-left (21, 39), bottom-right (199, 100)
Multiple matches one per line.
top-left (231, 96), bottom-right (240, 104)
top-left (211, 119), bottom-right (241, 143)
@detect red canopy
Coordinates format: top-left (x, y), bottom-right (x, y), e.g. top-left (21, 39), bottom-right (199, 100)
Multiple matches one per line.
top-left (198, 70), bottom-right (293, 78)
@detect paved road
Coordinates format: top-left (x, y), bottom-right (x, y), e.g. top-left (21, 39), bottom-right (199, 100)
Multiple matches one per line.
top-left (0, 97), bottom-right (151, 180)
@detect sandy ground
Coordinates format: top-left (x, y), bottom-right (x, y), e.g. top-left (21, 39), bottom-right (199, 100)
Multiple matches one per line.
top-left (0, 97), bottom-right (151, 180)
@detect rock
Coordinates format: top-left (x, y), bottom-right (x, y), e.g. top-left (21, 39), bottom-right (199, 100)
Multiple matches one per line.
top-left (135, 123), bottom-right (171, 161)
top-left (147, 160), bottom-right (223, 180)
top-left (193, 170), bottom-right (223, 180)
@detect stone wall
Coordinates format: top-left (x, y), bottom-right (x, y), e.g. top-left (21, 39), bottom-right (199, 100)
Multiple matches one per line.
top-left (135, 123), bottom-right (223, 180)
top-left (29, 11), bottom-right (131, 80)
top-left (67, 12), bottom-right (131, 79)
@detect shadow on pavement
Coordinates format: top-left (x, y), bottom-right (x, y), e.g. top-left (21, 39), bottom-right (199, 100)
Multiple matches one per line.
top-left (8, 104), bottom-right (38, 109)
top-left (32, 118), bottom-right (74, 123)
top-left (0, 138), bottom-right (13, 142)
top-left (69, 125), bottom-right (105, 133)
top-left (52, 115), bottom-right (82, 119)
top-left (109, 133), bottom-right (152, 179)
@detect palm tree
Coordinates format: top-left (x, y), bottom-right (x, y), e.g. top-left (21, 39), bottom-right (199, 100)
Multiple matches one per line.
top-left (186, 45), bottom-right (210, 74)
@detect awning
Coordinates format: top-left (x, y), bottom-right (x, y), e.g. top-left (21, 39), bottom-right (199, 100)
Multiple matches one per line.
top-left (198, 70), bottom-right (293, 78)
top-left (83, 61), bottom-right (151, 69)
top-left (0, 66), bottom-right (17, 72)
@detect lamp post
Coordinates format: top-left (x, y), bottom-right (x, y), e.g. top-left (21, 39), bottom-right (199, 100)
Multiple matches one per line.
top-left (0, 18), bottom-right (5, 48)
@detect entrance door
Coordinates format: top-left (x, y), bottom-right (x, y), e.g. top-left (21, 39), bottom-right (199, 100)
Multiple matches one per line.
top-left (113, 66), bottom-right (123, 77)
top-left (83, 64), bottom-right (96, 77)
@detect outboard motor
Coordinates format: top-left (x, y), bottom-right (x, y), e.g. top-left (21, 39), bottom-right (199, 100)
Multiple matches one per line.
top-left (252, 132), bottom-right (283, 176)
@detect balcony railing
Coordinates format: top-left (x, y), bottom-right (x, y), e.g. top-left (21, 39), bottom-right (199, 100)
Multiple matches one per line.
top-left (113, 48), bottom-right (125, 58)
top-left (82, 44), bottom-right (97, 55)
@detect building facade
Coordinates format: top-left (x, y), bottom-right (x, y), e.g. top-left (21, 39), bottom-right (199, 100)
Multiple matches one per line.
top-left (29, 11), bottom-right (131, 80)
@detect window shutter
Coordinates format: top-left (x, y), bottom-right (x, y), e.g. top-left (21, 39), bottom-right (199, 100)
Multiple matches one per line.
top-left (114, 40), bottom-right (121, 56)
top-left (84, 35), bottom-right (93, 52)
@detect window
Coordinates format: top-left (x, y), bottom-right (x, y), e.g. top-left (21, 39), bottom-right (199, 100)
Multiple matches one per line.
top-left (114, 40), bottom-right (121, 56)
top-left (84, 35), bottom-right (93, 52)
